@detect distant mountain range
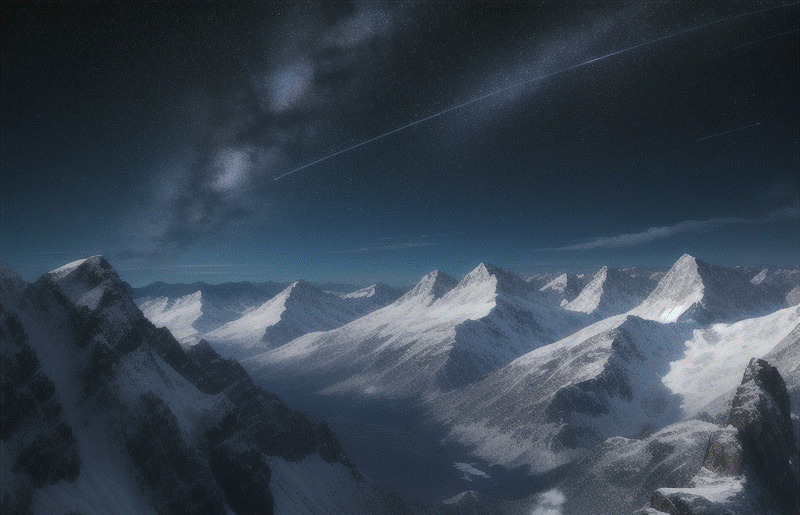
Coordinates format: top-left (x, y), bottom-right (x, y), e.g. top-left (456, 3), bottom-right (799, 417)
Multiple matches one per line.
top-left (2, 254), bottom-right (798, 513)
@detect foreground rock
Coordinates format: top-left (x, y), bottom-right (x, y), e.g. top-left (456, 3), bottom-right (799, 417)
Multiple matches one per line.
top-left (0, 257), bottom-right (403, 514)
top-left (643, 358), bottom-right (799, 514)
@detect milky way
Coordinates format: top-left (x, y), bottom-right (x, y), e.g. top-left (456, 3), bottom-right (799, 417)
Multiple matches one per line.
top-left (274, 1), bottom-right (799, 182)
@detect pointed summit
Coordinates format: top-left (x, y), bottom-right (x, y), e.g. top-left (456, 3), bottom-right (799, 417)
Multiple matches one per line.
top-left (397, 270), bottom-right (458, 306)
top-left (566, 266), bottom-right (656, 317)
top-left (540, 272), bottom-right (589, 303)
top-left (205, 279), bottom-right (360, 358)
top-left (633, 254), bottom-right (783, 324)
top-left (43, 255), bottom-right (136, 314)
top-left (452, 263), bottom-right (530, 298)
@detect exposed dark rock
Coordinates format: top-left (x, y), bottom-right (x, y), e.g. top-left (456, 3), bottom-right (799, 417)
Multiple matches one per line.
top-left (0, 312), bottom-right (80, 513)
top-left (126, 393), bottom-right (226, 515)
top-left (644, 358), bottom-right (799, 514)
top-left (727, 358), bottom-right (799, 514)
top-left (2, 258), bottom-right (391, 514)
top-left (700, 428), bottom-right (742, 477)
top-left (208, 442), bottom-right (273, 515)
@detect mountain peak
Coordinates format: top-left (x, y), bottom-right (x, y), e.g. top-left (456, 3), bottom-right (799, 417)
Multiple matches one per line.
top-left (342, 282), bottom-right (391, 299)
top-left (540, 272), bottom-right (589, 302)
top-left (445, 264), bottom-right (532, 304)
top-left (43, 255), bottom-right (134, 312)
top-left (633, 254), bottom-right (783, 324)
top-left (398, 270), bottom-right (458, 305)
top-left (48, 255), bottom-right (110, 279)
top-left (286, 279), bottom-right (322, 296)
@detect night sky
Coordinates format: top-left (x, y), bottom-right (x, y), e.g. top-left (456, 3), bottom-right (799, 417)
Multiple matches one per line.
top-left (2, 2), bottom-right (798, 287)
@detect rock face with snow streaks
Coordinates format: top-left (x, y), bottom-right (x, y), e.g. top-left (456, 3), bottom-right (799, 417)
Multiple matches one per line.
top-left (647, 359), bottom-right (799, 514)
top-left (433, 315), bottom-right (692, 472)
top-left (727, 359), bottom-right (798, 514)
top-left (1, 310), bottom-right (80, 513)
top-left (0, 257), bottom-right (403, 514)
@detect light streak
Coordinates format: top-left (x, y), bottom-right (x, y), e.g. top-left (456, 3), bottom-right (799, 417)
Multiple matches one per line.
top-left (274, 2), bottom-right (798, 182)
top-left (696, 122), bottom-right (761, 142)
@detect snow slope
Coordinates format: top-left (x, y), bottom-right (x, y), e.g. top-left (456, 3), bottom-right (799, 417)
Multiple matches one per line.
top-left (566, 266), bottom-right (656, 317)
top-left (631, 254), bottom-right (784, 324)
top-left (338, 283), bottom-right (404, 314)
top-left (205, 280), bottom-right (362, 359)
top-left (539, 273), bottom-right (590, 305)
top-left (268, 455), bottom-right (404, 514)
top-left (432, 315), bottom-right (693, 472)
top-left (138, 291), bottom-right (203, 345)
top-left (247, 265), bottom-right (592, 399)
top-left (662, 304), bottom-right (800, 417)
top-left (558, 419), bottom-right (719, 514)
top-left (134, 281), bottom-right (285, 345)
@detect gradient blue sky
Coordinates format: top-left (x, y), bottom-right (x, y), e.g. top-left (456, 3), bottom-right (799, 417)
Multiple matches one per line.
top-left (2, 2), bottom-right (798, 287)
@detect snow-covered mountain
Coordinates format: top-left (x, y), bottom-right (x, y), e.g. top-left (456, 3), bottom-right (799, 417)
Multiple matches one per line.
top-left (639, 359), bottom-right (798, 514)
top-left (426, 257), bottom-right (797, 475)
top-left (247, 264), bottom-right (593, 400)
top-left (5, 253), bottom-right (797, 511)
top-left (205, 280), bottom-right (362, 360)
top-left (661, 304), bottom-right (800, 418)
top-left (631, 253), bottom-right (785, 324)
top-left (0, 257), bottom-right (403, 514)
top-left (750, 267), bottom-right (800, 305)
top-left (539, 272), bottom-right (590, 305)
top-left (137, 291), bottom-right (205, 345)
top-left (432, 314), bottom-right (695, 472)
top-left (525, 272), bottom-right (557, 289)
top-left (134, 281), bottom-right (285, 346)
top-left (565, 266), bottom-right (656, 317)
top-left (337, 282), bottom-right (404, 314)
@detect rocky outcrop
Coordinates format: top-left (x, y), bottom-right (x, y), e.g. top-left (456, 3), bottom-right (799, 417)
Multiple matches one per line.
top-left (700, 428), bottom-right (742, 477)
top-left (727, 358), bottom-right (798, 514)
top-left (0, 311), bottom-right (80, 513)
top-left (1, 258), bottom-right (401, 514)
top-left (646, 358), bottom-right (799, 514)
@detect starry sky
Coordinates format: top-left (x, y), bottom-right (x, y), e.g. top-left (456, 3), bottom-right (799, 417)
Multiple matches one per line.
top-left (2, 1), bottom-right (798, 287)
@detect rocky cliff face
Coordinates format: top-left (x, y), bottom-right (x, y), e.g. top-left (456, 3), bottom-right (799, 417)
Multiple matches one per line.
top-left (645, 358), bottom-right (799, 514)
top-left (727, 358), bottom-right (798, 514)
top-left (0, 257), bottom-right (401, 514)
top-left (1, 311), bottom-right (80, 513)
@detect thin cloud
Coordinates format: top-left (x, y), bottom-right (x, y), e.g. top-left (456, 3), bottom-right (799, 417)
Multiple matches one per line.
top-left (332, 242), bottom-right (438, 254)
top-left (543, 206), bottom-right (798, 251)
top-left (128, 3), bottom-right (406, 257)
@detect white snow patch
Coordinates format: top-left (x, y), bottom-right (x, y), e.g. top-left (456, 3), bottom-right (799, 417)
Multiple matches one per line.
top-left (138, 291), bottom-right (203, 345)
top-left (529, 488), bottom-right (566, 515)
top-left (453, 462), bottom-right (490, 481)
top-left (662, 305), bottom-right (799, 416)
top-left (48, 256), bottom-right (102, 280)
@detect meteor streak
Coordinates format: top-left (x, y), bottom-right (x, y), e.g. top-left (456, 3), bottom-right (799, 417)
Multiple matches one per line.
top-left (274, 1), bottom-right (798, 182)
top-left (696, 122), bottom-right (762, 142)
